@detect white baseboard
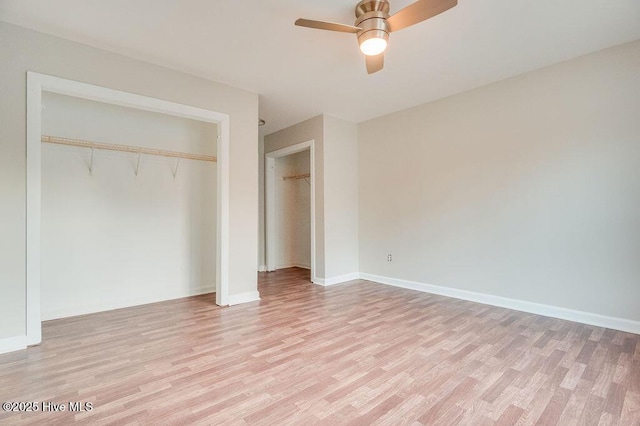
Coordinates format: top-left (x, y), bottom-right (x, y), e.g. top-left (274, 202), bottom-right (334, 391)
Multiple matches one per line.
top-left (0, 335), bottom-right (27, 355)
top-left (359, 273), bottom-right (640, 335)
top-left (276, 263), bottom-right (311, 270)
top-left (258, 265), bottom-right (267, 272)
top-left (294, 264), bottom-right (311, 270)
top-left (276, 263), bottom-right (295, 270)
top-left (314, 272), bottom-right (360, 287)
top-left (41, 285), bottom-right (216, 321)
top-left (228, 291), bottom-right (261, 306)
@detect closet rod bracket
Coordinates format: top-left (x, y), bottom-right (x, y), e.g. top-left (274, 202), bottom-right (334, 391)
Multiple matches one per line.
top-left (89, 147), bottom-right (94, 176)
top-left (172, 158), bottom-right (181, 179)
top-left (134, 151), bottom-right (141, 176)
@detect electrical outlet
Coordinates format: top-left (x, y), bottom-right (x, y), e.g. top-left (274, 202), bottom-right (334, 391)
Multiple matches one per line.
top-left (387, 254), bottom-right (392, 262)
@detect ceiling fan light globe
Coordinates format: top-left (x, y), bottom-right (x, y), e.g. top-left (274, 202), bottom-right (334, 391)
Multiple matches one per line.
top-left (360, 37), bottom-right (387, 56)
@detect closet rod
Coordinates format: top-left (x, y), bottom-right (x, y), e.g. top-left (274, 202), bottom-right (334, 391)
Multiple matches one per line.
top-left (41, 135), bottom-right (217, 162)
top-left (283, 173), bottom-right (310, 181)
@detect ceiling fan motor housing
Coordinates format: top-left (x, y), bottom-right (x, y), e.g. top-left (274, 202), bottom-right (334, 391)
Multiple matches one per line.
top-left (355, 0), bottom-right (391, 49)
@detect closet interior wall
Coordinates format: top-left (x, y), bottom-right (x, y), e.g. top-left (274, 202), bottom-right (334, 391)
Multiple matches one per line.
top-left (275, 150), bottom-right (311, 271)
top-left (41, 92), bottom-right (218, 320)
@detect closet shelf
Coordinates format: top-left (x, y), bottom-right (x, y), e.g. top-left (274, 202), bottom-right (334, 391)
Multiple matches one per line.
top-left (41, 135), bottom-right (217, 162)
top-left (283, 173), bottom-right (310, 181)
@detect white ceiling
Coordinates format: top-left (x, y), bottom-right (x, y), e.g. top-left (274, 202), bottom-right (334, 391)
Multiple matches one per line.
top-left (1, 0), bottom-right (639, 134)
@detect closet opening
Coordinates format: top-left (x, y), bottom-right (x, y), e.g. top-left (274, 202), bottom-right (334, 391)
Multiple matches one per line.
top-left (26, 73), bottom-right (230, 345)
top-left (41, 92), bottom-right (218, 321)
top-left (265, 140), bottom-right (316, 283)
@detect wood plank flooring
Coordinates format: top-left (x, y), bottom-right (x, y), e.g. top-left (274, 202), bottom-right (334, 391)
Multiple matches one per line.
top-left (1, 268), bottom-right (639, 425)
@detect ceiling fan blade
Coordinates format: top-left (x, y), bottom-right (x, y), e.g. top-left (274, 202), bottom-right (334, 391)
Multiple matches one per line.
top-left (366, 53), bottom-right (384, 74)
top-left (295, 18), bottom-right (361, 33)
top-left (387, 0), bottom-right (457, 32)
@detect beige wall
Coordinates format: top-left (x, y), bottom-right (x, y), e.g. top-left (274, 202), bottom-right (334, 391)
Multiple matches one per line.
top-left (358, 40), bottom-right (640, 321)
top-left (0, 22), bottom-right (258, 341)
top-left (323, 116), bottom-right (359, 278)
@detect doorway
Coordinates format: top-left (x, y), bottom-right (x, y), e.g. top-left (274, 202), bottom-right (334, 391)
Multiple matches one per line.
top-left (265, 140), bottom-right (317, 283)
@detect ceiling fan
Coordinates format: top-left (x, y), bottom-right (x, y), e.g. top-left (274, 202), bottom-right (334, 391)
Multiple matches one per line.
top-left (295, 0), bottom-right (457, 74)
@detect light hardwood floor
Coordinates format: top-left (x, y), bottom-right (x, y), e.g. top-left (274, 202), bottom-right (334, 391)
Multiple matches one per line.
top-left (1, 268), bottom-right (639, 425)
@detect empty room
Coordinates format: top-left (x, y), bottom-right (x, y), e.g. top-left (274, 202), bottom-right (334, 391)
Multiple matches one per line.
top-left (1, 1), bottom-right (639, 425)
